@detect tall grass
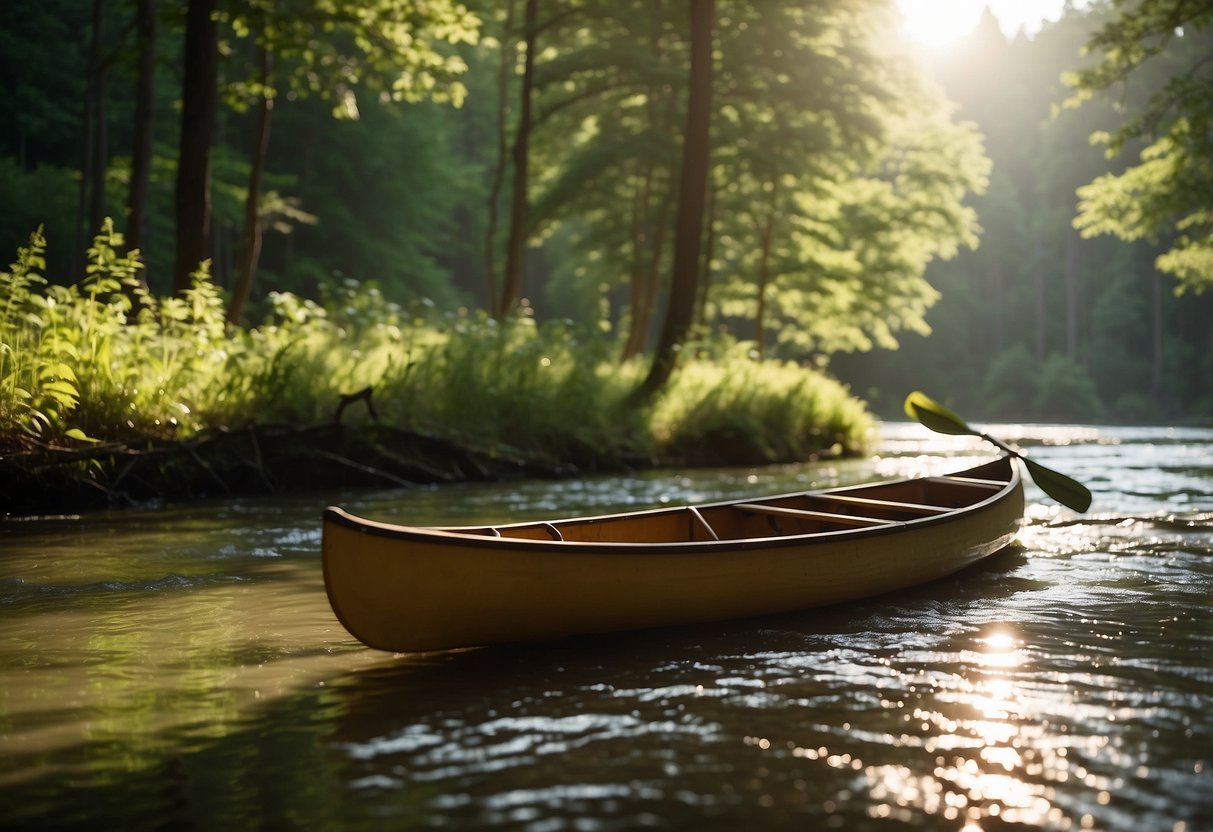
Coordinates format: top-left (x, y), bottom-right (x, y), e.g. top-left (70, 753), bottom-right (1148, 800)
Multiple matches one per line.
top-left (652, 343), bottom-right (872, 464)
top-left (0, 224), bottom-right (871, 466)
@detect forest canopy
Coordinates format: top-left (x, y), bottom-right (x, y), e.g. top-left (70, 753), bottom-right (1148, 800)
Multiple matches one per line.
top-left (1, 0), bottom-right (1211, 434)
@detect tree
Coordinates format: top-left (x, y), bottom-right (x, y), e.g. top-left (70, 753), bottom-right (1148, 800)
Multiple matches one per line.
top-left (1068, 0), bottom-right (1213, 293)
top-left (497, 0), bottom-right (538, 317)
top-left (173, 0), bottom-right (219, 294)
top-left (701, 1), bottom-right (985, 360)
top-left (126, 0), bottom-right (156, 265)
top-left (636, 0), bottom-right (713, 398)
top-left (223, 0), bottom-right (479, 323)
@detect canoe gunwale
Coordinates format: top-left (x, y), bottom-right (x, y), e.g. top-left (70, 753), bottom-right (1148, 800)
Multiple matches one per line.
top-left (322, 456), bottom-right (1021, 556)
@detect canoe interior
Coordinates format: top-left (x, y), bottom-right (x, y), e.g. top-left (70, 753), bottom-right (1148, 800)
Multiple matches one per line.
top-left (446, 459), bottom-right (1013, 545)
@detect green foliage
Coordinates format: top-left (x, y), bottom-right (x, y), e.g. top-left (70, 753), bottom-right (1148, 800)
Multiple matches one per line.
top-left (0, 159), bottom-right (78, 272)
top-left (1033, 354), bottom-right (1102, 422)
top-left (651, 344), bottom-right (871, 464)
top-left (0, 221), bottom-right (239, 445)
top-left (1, 227), bottom-right (866, 465)
top-left (1067, 0), bottom-right (1213, 293)
top-left (978, 345), bottom-right (1040, 419)
top-left (225, 0), bottom-right (479, 115)
top-left (835, 6), bottom-right (1213, 424)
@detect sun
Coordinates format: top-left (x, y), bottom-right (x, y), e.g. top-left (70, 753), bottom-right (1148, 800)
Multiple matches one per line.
top-left (896, 0), bottom-right (985, 49)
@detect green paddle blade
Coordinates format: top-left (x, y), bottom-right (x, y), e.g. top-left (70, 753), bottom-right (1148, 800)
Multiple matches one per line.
top-left (903, 391), bottom-right (973, 436)
top-left (1022, 456), bottom-right (1093, 513)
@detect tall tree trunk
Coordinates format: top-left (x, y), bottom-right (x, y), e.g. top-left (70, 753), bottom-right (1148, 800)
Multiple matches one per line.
top-left (484, 0), bottom-right (517, 315)
top-left (621, 169), bottom-right (651, 362)
top-left (127, 0), bottom-right (156, 273)
top-left (228, 47), bottom-right (274, 325)
top-left (637, 0), bottom-right (714, 398)
top-left (1034, 251), bottom-right (1046, 361)
top-left (989, 259), bottom-right (1005, 353)
top-left (498, 0), bottom-right (537, 318)
top-left (695, 178), bottom-right (717, 333)
top-left (1064, 227), bottom-right (1081, 360)
top-left (753, 182), bottom-right (778, 361)
top-left (625, 187), bottom-right (675, 361)
top-left (1151, 267), bottom-right (1163, 400)
top-left (620, 4), bottom-right (666, 362)
top-left (173, 0), bottom-right (219, 293)
top-left (76, 0), bottom-right (107, 273)
top-left (88, 0), bottom-right (108, 237)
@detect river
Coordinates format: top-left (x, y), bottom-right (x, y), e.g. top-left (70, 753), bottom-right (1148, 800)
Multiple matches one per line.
top-left (1, 424), bottom-right (1210, 830)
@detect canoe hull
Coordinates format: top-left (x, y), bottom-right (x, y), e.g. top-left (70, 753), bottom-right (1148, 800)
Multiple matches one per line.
top-left (322, 458), bottom-right (1024, 652)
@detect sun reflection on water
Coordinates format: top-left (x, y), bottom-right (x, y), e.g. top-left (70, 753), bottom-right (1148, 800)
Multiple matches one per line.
top-left (860, 625), bottom-right (1087, 829)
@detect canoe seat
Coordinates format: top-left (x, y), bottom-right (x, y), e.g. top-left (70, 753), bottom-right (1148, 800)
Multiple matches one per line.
top-left (811, 494), bottom-right (951, 517)
top-left (734, 503), bottom-right (894, 528)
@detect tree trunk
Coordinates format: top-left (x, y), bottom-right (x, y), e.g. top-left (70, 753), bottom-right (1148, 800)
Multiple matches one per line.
top-left (498, 0), bottom-right (537, 318)
top-left (76, 0), bottom-right (107, 272)
top-left (753, 183), bottom-right (778, 360)
top-left (621, 170), bottom-right (650, 362)
top-left (483, 0), bottom-right (517, 315)
top-left (127, 0), bottom-right (156, 274)
top-left (623, 186), bottom-right (675, 362)
top-left (173, 0), bottom-right (219, 293)
top-left (695, 178), bottom-right (717, 333)
top-left (989, 258), bottom-right (1005, 353)
top-left (620, 5), bottom-right (666, 363)
top-left (1064, 227), bottom-right (1081, 360)
top-left (637, 0), bottom-right (713, 398)
top-left (1151, 267), bottom-right (1163, 400)
top-left (1034, 251), bottom-right (1046, 361)
top-left (228, 47), bottom-right (274, 325)
top-left (89, 0), bottom-right (109, 237)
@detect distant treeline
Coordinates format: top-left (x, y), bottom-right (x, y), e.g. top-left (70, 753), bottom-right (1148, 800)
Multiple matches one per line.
top-left (835, 6), bottom-right (1213, 423)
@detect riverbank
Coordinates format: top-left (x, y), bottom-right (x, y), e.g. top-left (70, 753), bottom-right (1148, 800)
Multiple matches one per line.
top-left (0, 400), bottom-right (867, 515)
top-left (1, 228), bottom-right (871, 514)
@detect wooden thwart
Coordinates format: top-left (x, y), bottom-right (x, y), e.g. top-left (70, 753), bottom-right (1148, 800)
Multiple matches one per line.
top-left (734, 503), bottom-right (894, 528)
top-left (687, 506), bottom-right (719, 540)
top-left (814, 494), bottom-right (951, 516)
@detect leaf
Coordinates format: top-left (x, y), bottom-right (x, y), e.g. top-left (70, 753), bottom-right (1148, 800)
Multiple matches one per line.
top-left (1022, 457), bottom-right (1093, 513)
top-left (42, 379), bottom-right (79, 397)
top-left (903, 390), bottom-right (973, 436)
top-left (65, 428), bottom-right (100, 444)
top-left (49, 362), bottom-right (78, 382)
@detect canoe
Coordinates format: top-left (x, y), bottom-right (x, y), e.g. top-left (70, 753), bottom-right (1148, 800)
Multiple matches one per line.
top-left (322, 456), bottom-right (1023, 652)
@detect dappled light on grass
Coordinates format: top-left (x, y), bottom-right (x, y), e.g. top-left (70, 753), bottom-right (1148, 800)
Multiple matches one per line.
top-left (2, 230), bottom-right (868, 471)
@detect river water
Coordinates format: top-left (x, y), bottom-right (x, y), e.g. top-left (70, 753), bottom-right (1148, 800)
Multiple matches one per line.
top-left (1, 424), bottom-right (1210, 831)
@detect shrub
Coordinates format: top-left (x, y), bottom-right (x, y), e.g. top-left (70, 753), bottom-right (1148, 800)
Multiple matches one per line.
top-left (1, 223), bottom-right (873, 470)
top-left (1033, 353), bottom-right (1103, 421)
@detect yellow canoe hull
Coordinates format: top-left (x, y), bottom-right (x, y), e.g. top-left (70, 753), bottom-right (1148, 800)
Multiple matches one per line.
top-left (322, 457), bottom-right (1023, 652)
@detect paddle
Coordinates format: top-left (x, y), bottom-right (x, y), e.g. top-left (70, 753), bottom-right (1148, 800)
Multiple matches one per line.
top-left (903, 390), bottom-right (1092, 512)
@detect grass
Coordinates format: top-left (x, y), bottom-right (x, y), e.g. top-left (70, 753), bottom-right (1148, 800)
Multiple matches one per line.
top-left (0, 223), bottom-right (872, 469)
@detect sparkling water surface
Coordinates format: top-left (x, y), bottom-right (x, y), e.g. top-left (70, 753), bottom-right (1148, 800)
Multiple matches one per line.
top-left (1, 424), bottom-right (1210, 830)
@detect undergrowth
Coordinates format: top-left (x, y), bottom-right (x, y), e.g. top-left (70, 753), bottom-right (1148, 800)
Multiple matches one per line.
top-left (0, 224), bottom-right (871, 466)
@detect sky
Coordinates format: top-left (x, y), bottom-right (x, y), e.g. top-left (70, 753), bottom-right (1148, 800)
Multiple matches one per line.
top-left (895, 0), bottom-right (1081, 48)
